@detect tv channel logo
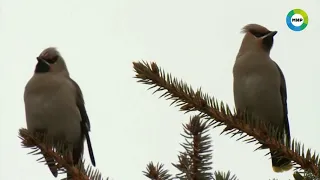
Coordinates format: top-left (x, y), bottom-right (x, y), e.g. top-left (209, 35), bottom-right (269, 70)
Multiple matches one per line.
top-left (286, 9), bottom-right (308, 32)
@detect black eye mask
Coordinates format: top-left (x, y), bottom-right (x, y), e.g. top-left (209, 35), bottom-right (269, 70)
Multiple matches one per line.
top-left (46, 56), bottom-right (58, 64)
top-left (35, 59), bottom-right (50, 73)
top-left (34, 56), bottom-right (58, 73)
top-left (247, 30), bottom-right (275, 52)
top-left (249, 30), bottom-right (271, 38)
top-left (37, 56), bottom-right (58, 64)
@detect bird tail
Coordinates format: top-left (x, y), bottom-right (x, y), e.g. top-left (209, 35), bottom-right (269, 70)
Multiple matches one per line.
top-left (270, 150), bottom-right (292, 172)
top-left (84, 131), bottom-right (96, 166)
top-left (43, 153), bottom-right (58, 177)
top-left (258, 131), bottom-right (292, 172)
top-left (271, 124), bottom-right (292, 172)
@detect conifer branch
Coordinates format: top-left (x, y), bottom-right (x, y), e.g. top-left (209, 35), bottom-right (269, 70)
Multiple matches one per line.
top-left (173, 115), bottom-right (213, 179)
top-left (213, 171), bottom-right (238, 180)
top-left (133, 61), bottom-right (320, 178)
top-left (143, 162), bottom-right (173, 180)
top-left (19, 128), bottom-right (107, 180)
top-left (293, 171), bottom-right (320, 180)
top-left (144, 115), bottom-right (236, 180)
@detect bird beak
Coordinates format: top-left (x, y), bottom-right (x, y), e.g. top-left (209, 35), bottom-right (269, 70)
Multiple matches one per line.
top-left (36, 57), bottom-right (50, 66)
top-left (261, 31), bottom-right (277, 39)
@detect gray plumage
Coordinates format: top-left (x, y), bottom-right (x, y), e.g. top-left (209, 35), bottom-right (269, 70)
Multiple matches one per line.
top-left (233, 24), bottom-right (292, 172)
top-left (24, 47), bottom-right (95, 179)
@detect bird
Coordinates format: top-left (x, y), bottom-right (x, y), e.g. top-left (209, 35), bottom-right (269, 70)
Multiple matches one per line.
top-left (232, 24), bottom-right (292, 172)
top-left (24, 47), bottom-right (96, 179)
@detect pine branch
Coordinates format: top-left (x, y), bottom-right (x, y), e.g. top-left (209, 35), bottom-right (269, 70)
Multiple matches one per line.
top-left (133, 61), bottom-right (320, 178)
top-left (19, 128), bottom-right (107, 180)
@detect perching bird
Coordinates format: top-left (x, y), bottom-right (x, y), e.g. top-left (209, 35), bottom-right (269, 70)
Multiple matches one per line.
top-left (233, 24), bottom-right (292, 172)
top-left (24, 47), bottom-right (96, 179)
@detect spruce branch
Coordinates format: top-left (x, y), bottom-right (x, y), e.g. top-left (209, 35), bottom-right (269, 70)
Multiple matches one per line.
top-left (212, 171), bottom-right (238, 180)
top-left (174, 152), bottom-right (193, 179)
top-left (173, 115), bottom-right (213, 179)
top-left (144, 115), bottom-right (236, 180)
top-left (143, 162), bottom-right (173, 180)
top-left (293, 171), bottom-right (320, 180)
top-left (19, 128), bottom-right (107, 180)
top-left (133, 61), bottom-right (320, 178)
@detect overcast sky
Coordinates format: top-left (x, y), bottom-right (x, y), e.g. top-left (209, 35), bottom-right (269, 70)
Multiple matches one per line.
top-left (0, 0), bottom-right (319, 180)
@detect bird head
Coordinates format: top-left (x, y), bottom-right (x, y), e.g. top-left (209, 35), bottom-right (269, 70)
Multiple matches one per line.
top-left (238, 24), bottom-right (277, 55)
top-left (35, 47), bottom-right (69, 75)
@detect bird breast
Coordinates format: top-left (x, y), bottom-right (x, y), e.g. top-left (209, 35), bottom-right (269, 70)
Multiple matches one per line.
top-left (233, 72), bottom-right (283, 125)
top-left (24, 75), bottom-right (81, 144)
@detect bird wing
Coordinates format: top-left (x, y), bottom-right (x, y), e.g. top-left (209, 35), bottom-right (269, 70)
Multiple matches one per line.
top-left (273, 61), bottom-right (291, 146)
top-left (69, 78), bottom-right (96, 166)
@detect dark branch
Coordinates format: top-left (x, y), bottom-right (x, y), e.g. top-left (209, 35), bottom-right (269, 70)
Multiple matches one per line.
top-left (133, 61), bottom-right (320, 177)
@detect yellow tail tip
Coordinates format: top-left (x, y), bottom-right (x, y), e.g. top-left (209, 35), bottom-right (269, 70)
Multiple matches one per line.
top-left (272, 163), bottom-right (293, 173)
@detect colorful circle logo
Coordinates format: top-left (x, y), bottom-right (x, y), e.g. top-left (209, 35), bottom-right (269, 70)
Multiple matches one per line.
top-left (286, 9), bottom-right (308, 31)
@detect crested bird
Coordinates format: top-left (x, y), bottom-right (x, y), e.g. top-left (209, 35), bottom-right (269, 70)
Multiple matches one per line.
top-left (24, 47), bottom-right (96, 179)
top-left (233, 24), bottom-right (292, 172)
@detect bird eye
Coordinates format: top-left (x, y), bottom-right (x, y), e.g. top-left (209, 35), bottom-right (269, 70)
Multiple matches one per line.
top-left (252, 32), bottom-right (263, 38)
top-left (46, 56), bottom-right (58, 64)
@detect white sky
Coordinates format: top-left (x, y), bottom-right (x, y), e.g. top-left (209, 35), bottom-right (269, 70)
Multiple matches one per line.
top-left (0, 0), bottom-right (319, 180)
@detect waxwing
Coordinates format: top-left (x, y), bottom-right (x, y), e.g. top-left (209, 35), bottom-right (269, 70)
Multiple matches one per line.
top-left (24, 47), bottom-right (96, 179)
top-left (233, 24), bottom-right (292, 172)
